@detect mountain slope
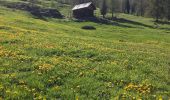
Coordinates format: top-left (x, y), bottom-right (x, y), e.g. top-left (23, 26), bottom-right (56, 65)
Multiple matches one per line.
top-left (0, 4), bottom-right (170, 99)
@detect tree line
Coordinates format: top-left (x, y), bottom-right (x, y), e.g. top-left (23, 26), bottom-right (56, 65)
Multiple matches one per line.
top-left (28, 0), bottom-right (170, 22)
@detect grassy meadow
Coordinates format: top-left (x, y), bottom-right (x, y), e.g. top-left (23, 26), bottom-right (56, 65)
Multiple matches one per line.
top-left (0, 3), bottom-right (170, 100)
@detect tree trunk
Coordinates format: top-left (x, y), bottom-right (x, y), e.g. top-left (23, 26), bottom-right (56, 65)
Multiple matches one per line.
top-left (156, 16), bottom-right (159, 22)
top-left (111, 10), bottom-right (114, 19)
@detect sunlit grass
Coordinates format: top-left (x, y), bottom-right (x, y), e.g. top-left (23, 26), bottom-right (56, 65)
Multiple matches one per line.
top-left (0, 6), bottom-right (170, 99)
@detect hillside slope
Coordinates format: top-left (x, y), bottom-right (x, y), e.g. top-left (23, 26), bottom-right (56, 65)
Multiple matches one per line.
top-left (0, 4), bottom-right (170, 99)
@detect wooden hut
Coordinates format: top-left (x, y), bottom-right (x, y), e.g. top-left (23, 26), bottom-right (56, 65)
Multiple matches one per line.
top-left (72, 2), bottom-right (96, 18)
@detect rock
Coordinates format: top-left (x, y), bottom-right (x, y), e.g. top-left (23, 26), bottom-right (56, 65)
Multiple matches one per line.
top-left (5, 2), bottom-right (63, 18)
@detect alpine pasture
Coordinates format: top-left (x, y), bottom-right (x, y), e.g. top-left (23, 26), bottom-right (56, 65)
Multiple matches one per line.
top-left (0, 1), bottom-right (170, 99)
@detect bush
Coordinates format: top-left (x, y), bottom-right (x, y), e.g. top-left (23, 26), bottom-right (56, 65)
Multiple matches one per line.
top-left (81, 26), bottom-right (96, 30)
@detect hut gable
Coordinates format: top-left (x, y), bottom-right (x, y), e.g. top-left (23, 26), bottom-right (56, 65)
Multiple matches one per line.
top-left (72, 2), bottom-right (96, 18)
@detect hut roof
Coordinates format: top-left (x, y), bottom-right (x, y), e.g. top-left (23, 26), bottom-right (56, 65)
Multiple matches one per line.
top-left (72, 2), bottom-right (95, 10)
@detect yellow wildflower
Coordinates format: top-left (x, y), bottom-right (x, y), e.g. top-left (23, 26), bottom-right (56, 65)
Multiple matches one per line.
top-left (111, 61), bottom-right (117, 65)
top-left (38, 63), bottom-right (54, 72)
top-left (158, 96), bottom-right (163, 100)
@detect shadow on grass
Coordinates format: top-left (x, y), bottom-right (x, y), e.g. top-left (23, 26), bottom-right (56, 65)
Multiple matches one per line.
top-left (153, 21), bottom-right (170, 31)
top-left (74, 17), bottom-right (136, 28)
top-left (109, 17), bottom-right (154, 28)
top-left (155, 20), bottom-right (170, 25)
top-left (76, 17), bottom-right (170, 32)
top-left (160, 27), bottom-right (170, 31)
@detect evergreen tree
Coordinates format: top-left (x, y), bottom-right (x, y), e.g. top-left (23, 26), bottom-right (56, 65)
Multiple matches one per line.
top-left (150, 0), bottom-right (164, 22)
top-left (165, 0), bottom-right (170, 20)
top-left (125, 0), bottom-right (130, 13)
top-left (110, 0), bottom-right (115, 19)
top-left (101, 0), bottom-right (108, 18)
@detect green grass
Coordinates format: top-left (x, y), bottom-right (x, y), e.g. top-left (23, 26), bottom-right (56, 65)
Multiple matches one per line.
top-left (0, 5), bottom-right (170, 99)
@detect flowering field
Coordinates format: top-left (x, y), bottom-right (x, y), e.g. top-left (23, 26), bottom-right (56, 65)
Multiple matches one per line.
top-left (0, 7), bottom-right (170, 99)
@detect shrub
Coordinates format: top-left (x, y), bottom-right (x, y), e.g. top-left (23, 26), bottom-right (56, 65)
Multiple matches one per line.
top-left (81, 26), bottom-right (96, 30)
